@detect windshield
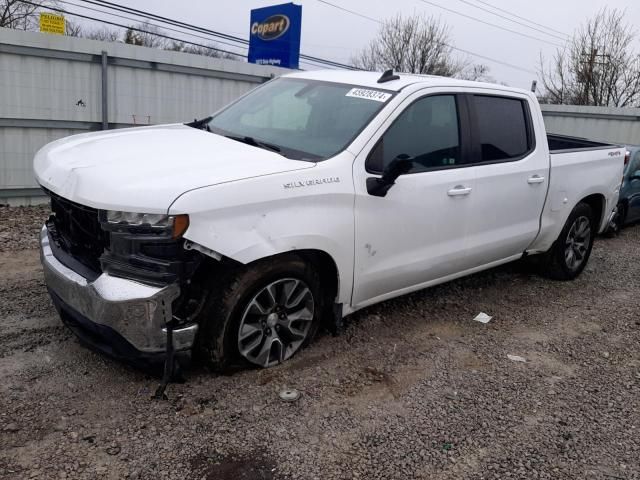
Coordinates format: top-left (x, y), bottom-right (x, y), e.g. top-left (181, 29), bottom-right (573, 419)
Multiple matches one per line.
top-left (207, 78), bottom-right (394, 161)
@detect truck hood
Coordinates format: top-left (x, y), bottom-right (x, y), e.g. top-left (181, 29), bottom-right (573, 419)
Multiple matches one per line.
top-left (34, 124), bottom-right (315, 212)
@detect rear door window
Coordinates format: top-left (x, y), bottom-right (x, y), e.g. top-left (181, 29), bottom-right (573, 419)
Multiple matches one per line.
top-left (472, 95), bottom-right (532, 162)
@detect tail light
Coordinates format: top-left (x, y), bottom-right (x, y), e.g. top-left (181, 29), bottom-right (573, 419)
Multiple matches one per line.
top-left (623, 150), bottom-right (630, 184)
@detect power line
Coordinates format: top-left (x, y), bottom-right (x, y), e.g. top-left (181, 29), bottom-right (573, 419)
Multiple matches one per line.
top-left (471, 0), bottom-right (568, 38)
top-left (451, 45), bottom-right (536, 75)
top-left (79, 0), bottom-right (352, 68)
top-left (59, 0), bottom-right (249, 55)
top-left (63, 0), bottom-right (355, 70)
top-left (315, 0), bottom-right (536, 75)
top-left (22, 0), bottom-right (248, 58)
top-left (56, 1), bottom-right (337, 70)
top-left (417, 0), bottom-right (565, 49)
top-left (316, 0), bottom-right (382, 24)
top-left (79, 0), bottom-right (250, 45)
top-left (78, 0), bottom-right (357, 70)
top-left (61, 0), bottom-right (354, 69)
top-left (299, 60), bottom-right (338, 70)
top-left (36, 0), bottom-right (538, 75)
top-left (455, 0), bottom-right (568, 42)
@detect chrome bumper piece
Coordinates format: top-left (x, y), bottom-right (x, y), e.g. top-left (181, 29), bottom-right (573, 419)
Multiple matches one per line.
top-left (606, 205), bottom-right (618, 230)
top-left (40, 226), bottom-right (198, 353)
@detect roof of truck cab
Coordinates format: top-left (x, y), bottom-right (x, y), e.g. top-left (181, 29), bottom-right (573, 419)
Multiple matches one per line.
top-left (283, 69), bottom-right (531, 96)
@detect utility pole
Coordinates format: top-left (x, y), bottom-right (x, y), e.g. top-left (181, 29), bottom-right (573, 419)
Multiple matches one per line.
top-left (578, 48), bottom-right (609, 105)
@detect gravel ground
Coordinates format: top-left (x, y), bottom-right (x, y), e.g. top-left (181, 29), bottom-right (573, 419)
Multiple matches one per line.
top-left (1, 206), bottom-right (639, 480)
top-left (0, 205), bottom-right (49, 252)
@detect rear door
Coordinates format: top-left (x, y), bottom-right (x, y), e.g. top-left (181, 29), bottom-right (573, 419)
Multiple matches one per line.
top-left (464, 93), bottom-right (549, 267)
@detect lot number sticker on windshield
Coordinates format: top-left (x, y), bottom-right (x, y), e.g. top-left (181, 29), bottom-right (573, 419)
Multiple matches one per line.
top-left (346, 88), bottom-right (392, 102)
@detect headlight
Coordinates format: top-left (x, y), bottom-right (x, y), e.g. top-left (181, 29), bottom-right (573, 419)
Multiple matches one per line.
top-left (105, 211), bottom-right (189, 239)
top-left (107, 211), bottom-right (170, 226)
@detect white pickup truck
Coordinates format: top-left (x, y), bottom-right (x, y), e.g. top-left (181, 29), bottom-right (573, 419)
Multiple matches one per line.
top-left (35, 70), bottom-right (624, 372)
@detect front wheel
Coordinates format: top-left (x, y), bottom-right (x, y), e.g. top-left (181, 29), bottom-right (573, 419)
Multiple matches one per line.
top-left (195, 255), bottom-right (323, 371)
top-left (539, 202), bottom-right (595, 280)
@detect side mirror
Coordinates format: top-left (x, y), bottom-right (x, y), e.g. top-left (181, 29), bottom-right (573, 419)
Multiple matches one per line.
top-left (367, 155), bottom-right (414, 197)
top-left (631, 170), bottom-right (640, 181)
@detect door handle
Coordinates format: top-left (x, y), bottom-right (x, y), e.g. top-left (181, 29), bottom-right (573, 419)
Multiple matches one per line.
top-left (447, 185), bottom-right (472, 196)
top-left (528, 175), bottom-right (546, 184)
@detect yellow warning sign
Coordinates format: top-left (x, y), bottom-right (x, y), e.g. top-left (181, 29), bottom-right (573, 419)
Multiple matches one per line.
top-left (39, 12), bottom-right (65, 35)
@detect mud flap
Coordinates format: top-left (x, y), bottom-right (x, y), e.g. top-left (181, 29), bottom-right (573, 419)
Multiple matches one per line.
top-left (152, 298), bottom-right (185, 400)
top-left (328, 303), bottom-right (343, 336)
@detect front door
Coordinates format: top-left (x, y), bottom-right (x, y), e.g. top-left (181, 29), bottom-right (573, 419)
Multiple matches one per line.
top-left (352, 92), bottom-right (476, 308)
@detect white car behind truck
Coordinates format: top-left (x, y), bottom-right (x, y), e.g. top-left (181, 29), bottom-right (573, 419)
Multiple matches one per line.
top-left (34, 70), bottom-right (624, 372)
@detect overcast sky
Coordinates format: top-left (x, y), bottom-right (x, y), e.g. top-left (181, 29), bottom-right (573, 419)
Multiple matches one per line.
top-left (69, 0), bottom-right (640, 88)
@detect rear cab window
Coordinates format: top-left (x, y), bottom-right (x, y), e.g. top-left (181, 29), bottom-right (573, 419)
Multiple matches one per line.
top-left (470, 95), bottom-right (534, 163)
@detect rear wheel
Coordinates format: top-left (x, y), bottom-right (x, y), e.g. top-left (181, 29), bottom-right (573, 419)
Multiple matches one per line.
top-left (195, 255), bottom-right (323, 371)
top-left (539, 202), bottom-right (595, 280)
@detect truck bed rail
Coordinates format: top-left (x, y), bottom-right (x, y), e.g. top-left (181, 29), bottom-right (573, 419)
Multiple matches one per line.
top-left (548, 133), bottom-right (618, 153)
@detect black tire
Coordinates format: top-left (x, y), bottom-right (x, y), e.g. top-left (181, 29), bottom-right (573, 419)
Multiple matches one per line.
top-left (539, 202), bottom-right (595, 280)
top-left (194, 254), bottom-right (323, 372)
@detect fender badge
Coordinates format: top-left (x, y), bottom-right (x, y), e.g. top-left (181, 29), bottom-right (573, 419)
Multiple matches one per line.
top-left (283, 177), bottom-right (340, 189)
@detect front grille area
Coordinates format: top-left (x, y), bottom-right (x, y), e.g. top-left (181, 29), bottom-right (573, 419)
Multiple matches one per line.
top-left (44, 190), bottom-right (204, 290)
top-left (46, 190), bottom-right (109, 274)
top-left (44, 189), bottom-right (204, 288)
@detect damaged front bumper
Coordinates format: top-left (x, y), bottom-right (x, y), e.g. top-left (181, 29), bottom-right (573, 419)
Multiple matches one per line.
top-left (40, 225), bottom-right (198, 366)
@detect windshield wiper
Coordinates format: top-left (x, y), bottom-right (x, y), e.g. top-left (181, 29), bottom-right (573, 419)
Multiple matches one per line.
top-left (186, 116), bottom-right (212, 131)
top-left (225, 135), bottom-right (281, 153)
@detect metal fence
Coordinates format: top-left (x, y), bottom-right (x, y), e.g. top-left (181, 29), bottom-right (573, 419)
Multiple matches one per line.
top-left (0, 28), bottom-right (288, 205)
top-left (541, 104), bottom-right (640, 146)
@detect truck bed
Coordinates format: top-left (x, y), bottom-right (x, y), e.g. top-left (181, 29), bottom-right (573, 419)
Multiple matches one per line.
top-left (530, 135), bottom-right (626, 252)
top-left (547, 133), bottom-right (617, 153)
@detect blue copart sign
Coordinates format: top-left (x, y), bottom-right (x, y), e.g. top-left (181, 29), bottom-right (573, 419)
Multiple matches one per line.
top-left (248, 3), bottom-right (302, 69)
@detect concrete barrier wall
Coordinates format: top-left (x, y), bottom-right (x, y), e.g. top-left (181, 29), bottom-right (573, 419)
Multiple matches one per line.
top-left (541, 104), bottom-right (640, 146)
top-left (0, 28), bottom-right (289, 205)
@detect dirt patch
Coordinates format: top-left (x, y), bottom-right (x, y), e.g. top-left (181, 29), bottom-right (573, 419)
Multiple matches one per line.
top-left (191, 451), bottom-right (276, 480)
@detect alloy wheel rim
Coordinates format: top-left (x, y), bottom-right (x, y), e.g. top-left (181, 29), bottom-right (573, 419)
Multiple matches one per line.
top-left (565, 215), bottom-right (591, 270)
top-left (237, 278), bottom-right (314, 367)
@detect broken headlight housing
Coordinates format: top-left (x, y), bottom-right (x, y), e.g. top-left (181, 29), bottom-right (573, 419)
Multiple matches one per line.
top-left (99, 211), bottom-right (197, 285)
top-left (105, 211), bottom-right (189, 239)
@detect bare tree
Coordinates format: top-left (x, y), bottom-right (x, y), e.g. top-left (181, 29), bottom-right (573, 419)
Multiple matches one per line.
top-left (65, 20), bottom-right (121, 41)
top-left (123, 23), bottom-right (239, 60)
top-left (0, 0), bottom-right (57, 30)
top-left (458, 64), bottom-right (494, 82)
top-left (84, 26), bottom-right (120, 42)
top-left (539, 8), bottom-right (640, 107)
top-left (166, 41), bottom-right (237, 60)
top-left (124, 22), bottom-right (167, 48)
top-left (65, 19), bottom-right (82, 37)
top-left (352, 14), bottom-right (488, 80)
